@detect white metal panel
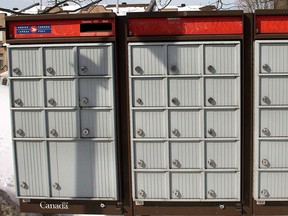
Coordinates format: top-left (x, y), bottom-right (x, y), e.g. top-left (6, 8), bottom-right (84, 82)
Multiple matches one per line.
top-left (81, 110), bottom-right (112, 138)
top-left (259, 43), bottom-right (288, 73)
top-left (167, 45), bottom-right (201, 75)
top-left (170, 172), bottom-right (201, 199)
top-left (10, 48), bottom-right (41, 77)
top-left (135, 172), bottom-right (167, 199)
top-left (45, 79), bottom-right (76, 107)
top-left (47, 111), bottom-right (77, 138)
top-left (260, 109), bottom-right (288, 137)
top-left (49, 141), bottom-right (117, 198)
top-left (168, 78), bottom-right (201, 107)
top-left (260, 77), bottom-right (288, 105)
top-left (169, 110), bottom-right (201, 138)
top-left (12, 80), bottom-right (42, 107)
top-left (259, 141), bottom-right (288, 168)
top-left (132, 78), bottom-right (165, 107)
top-left (205, 141), bottom-right (239, 169)
top-left (259, 172), bottom-right (288, 199)
top-left (205, 172), bottom-right (240, 199)
top-left (170, 142), bottom-right (201, 169)
top-left (14, 111), bottom-right (44, 138)
top-left (205, 78), bottom-right (239, 106)
top-left (79, 78), bottom-right (111, 107)
top-left (15, 141), bottom-right (48, 197)
top-left (133, 111), bottom-right (166, 138)
top-left (134, 142), bottom-right (166, 169)
top-left (131, 45), bottom-right (166, 76)
top-left (78, 46), bottom-right (112, 76)
top-left (204, 44), bottom-right (240, 74)
top-left (205, 110), bottom-right (238, 138)
top-left (44, 47), bottom-right (75, 76)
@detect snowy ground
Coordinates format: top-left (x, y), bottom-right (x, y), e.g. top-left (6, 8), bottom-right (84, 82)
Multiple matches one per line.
top-left (0, 84), bottom-right (111, 215)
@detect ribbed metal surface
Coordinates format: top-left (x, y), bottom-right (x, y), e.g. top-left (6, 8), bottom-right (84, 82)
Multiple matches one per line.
top-left (169, 78), bottom-right (201, 107)
top-left (131, 45), bottom-right (166, 75)
top-left (78, 46), bottom-right (111, 76)
top-left (170, 142), bottom-right (201, 169)
top-left (205, 172), bottom-right (239, 199)
top-left (170, 172), bottom-right (201, 199)
top-left (205, 78), bottom-right (238, 106)
top-left (12, 80), bottom-right (42, 107)
top-left (167, 45), bottom-right (201, 75)
top-left (133, 111), bottom-right (165, 138)
top-left (79, 78), bottom-right (111, 107)
top-left (260, 43), bottom-right (288, 73)
top-left (259, 172), bottom-right (288, 199)
top-left (260, 109), bottom-right (288, 137)
top-left (204, 44), bottom-right (240, 74)
top-left (49, 141), bottom-right (117, 198)
top-left (259, 141), bottom-right (288, 168)
top-left (10, 48), bottom-right (41, 77)
top-left (205, 141), bottom-right (239, 169)
top-left (46, 79), bottom-right (76, 107)
top-left (44, 47), bottom-right (75, 76)
top-left (81, 110), bottom-right (112, 138)
top-left (14, 111), bottom-right (44, 138)
top-left (205, 110), bottom-right (237, 138)
top-left (135, 172), bottom-right (167, 199)
top-left (260, 77), bottom-right (288, 105)
top-left (47, 111), bottom-right (77, 138)
top-left (134, 142), bottom-right (166, 169)
top-left (16, 141), bottom-right (48, 196)
top-left (169, 110), bottom-right (201, 138)
top-left (133, 78), bottom-right (164, 107)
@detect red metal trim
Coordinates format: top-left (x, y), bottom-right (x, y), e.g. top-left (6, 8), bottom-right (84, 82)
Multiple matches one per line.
top-left (256, 15), bottom-right (288, 34)
top-left (7, 19), bottom-right (115, 39)
top-left (128, 17), bottom-right (243, 36)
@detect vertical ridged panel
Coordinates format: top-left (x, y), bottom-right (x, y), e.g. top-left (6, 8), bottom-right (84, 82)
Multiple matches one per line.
top-left (260, 44), bottom-right (288, 73)
top-left (133, 79), bottom-right (164, 107)
top-left (205, 172), bottom-right (239, 199)
top-left (10, 48), bottom-right (41, 77)
top-left (260, 77), bottom-right (288, 105)
top-left (135, 172), bottom-right (166, 199)
top-left (44, 47), bottom-right (75, 76)
top-left (79, 47), bottom-right (110, 76)
top-left (134, 142), bottom-right (166, 169)
top-left (260, 109), bottom-right (288, 137)
top-left (205, 110), bottom-right (237, 138)
top-left (169, 110), bottom-right (201, 138)
top-left (131, 45), bottom-right (166, 75)
top-left (12, 80), bottom-right (42, 107)
top-left (205, 78), bottom-right (238, 106)
top-left (259, 141), bottom-right (288, 168)
top-left (167, 45), bottom-right (201, 74)
top-left (204, 44), bottom-right (239, 74)
top-left (47, 111), bottom-right (77, 138)
top-left (170, 142), bottom-right (201, 169)
top-left (205, 141), bottom-right (239, 169)
top-left (81, 110), bottom-right (112, 138)
top-left (169, 78), bottom-right (201, 107)
top-left (259, 172), bottom-right (288, 198)
top-left (79, 78), bottom-right (111, 107)
top-left (133, 111), bottom-right (165, 138)
top-left (14, 111), bottom-right (44, 138)
top-left (170, 172), bottom-right (201, 199)
top-left (16, 141), bottom-right (48, 196)
top-left (46, 79), bottom-right (76, 107)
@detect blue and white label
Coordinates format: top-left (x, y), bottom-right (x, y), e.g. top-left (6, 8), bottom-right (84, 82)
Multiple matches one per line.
top-left (16, 25), bottom-right (51, 34)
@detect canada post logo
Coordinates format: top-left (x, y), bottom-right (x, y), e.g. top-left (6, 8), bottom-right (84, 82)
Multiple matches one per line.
top-left (16, 25), bottom-right (51, 34)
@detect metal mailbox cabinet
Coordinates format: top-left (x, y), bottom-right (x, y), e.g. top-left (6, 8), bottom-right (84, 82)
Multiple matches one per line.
top-left (7, 14), bottom-right (122, 215)
top-left (127, 11), bottom-right (246, 215)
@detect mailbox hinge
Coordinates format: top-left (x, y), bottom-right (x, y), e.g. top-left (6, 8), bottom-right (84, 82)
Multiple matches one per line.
top-left (235, 203), bottom-right (243, 212)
